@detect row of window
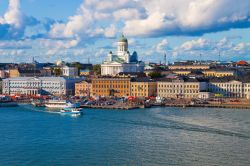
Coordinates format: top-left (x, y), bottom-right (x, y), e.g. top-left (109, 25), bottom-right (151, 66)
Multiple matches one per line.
top-left (93, 85), bottom-right (129, 88)
top-left (158, 84), bottom-right (199, 88)
top-left (158, 90), bottom-right (199, 93)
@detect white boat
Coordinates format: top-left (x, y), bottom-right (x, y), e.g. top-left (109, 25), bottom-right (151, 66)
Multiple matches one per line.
top-left (60, 107), bottom-right (83, 115)
top-left (45, 100), bottom-right (80, 108)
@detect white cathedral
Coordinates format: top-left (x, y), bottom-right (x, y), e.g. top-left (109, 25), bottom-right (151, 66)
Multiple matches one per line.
top-left (101, 35), bottom-right (145, 76)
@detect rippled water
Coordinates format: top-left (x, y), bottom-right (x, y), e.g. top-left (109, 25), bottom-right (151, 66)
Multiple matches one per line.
top-left (0, 105), bottom-right (250, 166)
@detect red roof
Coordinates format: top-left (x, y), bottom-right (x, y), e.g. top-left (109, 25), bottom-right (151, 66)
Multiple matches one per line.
top-left (237, 60), bottom-right (248, 66)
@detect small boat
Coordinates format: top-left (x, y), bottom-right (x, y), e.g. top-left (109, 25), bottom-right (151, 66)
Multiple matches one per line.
top-left (0, 95), bottom-right (18, 107)
top-left (31, 100), bottom-right (45, 107)
top-left (60, 107), bottom-right (83, 115)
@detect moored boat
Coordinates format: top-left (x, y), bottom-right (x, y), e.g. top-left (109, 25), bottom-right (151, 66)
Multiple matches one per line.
top-left (0, 95), bottom-right (18, 107)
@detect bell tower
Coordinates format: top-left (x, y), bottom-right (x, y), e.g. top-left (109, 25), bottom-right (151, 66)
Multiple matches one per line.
top-left (117, 34), bottom-right (128, 57)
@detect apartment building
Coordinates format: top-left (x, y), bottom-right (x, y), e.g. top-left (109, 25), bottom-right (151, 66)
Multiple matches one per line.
top-left (75, 80), bottom-right (92, 97)
top-left (203, 70), bottom-right (235, 77)
top-left (208, 77), bottom-right (250, 98)
top-left (2, 77), bottom-right (83, 96)
top-left (9, 68), bottom-right (51, 78)
top-left (130, 78), bottom-right (157, 97)
top-left (92, 77), bottom-right (131, 97)
top-left (169, 65), bottom-right (210, 70)
top-left (157, 77), bottom-right (207, 99)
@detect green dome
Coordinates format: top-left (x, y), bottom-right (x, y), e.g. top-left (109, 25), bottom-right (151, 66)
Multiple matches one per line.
top-left (119, 34), bottom-right (128, 42)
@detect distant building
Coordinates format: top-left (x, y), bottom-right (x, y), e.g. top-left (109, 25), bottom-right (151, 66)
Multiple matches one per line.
top-left (75, 80), bottom-right (92, 97)
top-left (62, 66), bottom-right (78, 77)
top-left (130, 78), bottom-right (157, 97)
top-left (208, 77), bottom-right (250, 99)
top-left (236, 60), bottom-right (248, 66)
top-left (169, 65), bottom-right (210, 70)
top-left (202, 70), bottom-right (235, 77)
top-left (101, 35), bottom-right (144, 76)
top-left (157, 77), bottom-right (207, 99)
top-left (9, 68), bottom-right (51, 78)
top-left (2, 77), bottom-right (83, 96)
top-left (80, 69), bottom-right (91, 76)
top-left (92, 77), bottom-right (131, 97)
top-left (0, 70), bottom-right (9, 78)
top-left (172, 70), bottom-right (192, 76)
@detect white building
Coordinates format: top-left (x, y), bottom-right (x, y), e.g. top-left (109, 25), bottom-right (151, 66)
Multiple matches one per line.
top-left (101, 35), bottom-right (144, 75)
top-left (157, 78), bottom-right (208, 99)
top-left (2, 77), bottom-right (83, 96)
top-left (62, 66), bottom-right (78, 77)
top-left (208, 78), bottom-right (250, 99)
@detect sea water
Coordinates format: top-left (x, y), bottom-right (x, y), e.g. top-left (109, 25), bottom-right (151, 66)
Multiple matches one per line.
top-left (0, 105), bottom-right (250, 166)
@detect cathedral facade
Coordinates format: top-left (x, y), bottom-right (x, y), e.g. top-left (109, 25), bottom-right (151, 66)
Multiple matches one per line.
top-left (101, 35), bottom-right (144, 76)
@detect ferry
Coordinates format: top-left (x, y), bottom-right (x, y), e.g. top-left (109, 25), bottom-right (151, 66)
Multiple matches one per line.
top-left (45, 100), bottom-right (80, 109)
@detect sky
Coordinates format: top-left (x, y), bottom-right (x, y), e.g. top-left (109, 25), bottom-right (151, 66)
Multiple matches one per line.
top-left (0, 0), bottom-right (250, 64)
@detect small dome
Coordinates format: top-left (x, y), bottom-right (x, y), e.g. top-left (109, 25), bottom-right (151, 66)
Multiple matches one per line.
top-left (56, 60), bottom-right (65, 66)
top-left (118, 34), bottom-right (128, 42)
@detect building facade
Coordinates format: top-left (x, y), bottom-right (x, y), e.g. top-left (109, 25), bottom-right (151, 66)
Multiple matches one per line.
top-left (169, 65), bottom-right (210, 70)
top-left (62, 66), bottom-right (78, 77)
top-left (2, 77), bottom-right (83, 96)
top-left (92, 77), bottom-right (131, 97)
top-left (157, 78), bottom-right (207, 99)
top-left (203, 70), bottom-right (235, 77)
top-left (130, 78), bottom-right (157, 97)
top-left (208, 78), bottom-right (249, 98)
top-left (75, 80), bottom-right (92, 97)
top-left (0, 70), bottom-right (9, 78)
top-left (9, 68), bottom-right (51, 78)
top-left (101, 35), bottom-right (144, 76)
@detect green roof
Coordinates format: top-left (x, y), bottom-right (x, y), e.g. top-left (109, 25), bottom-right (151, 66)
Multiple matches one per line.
top-left (119, 34), bottom-right (128, 42)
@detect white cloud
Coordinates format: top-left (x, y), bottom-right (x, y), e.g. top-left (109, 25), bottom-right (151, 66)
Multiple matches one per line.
top-left (113, 8), bottom-right (144, 21)
top-left (180, 38), bottom-right (211, 51)
top-left (123, 0), bottom-right (250, 37)
top-left (155, 39), bottom-right (169, 53)
top-left (0, 0), bottom-right (23, 28)
top-left (49, 4), bottom-right (93, 38)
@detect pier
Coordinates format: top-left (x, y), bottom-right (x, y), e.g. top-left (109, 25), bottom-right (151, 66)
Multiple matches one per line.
top-left (81, 104), bottom-right (141, 110)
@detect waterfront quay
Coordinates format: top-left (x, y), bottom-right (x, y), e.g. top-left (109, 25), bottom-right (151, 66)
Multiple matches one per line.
top-left (2, 51), bottom-right (250, 110)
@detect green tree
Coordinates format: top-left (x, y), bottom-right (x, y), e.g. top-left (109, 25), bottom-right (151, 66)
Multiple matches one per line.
top-left (93, 64), bottom-right (101, 75)
top-left (53, 68), bottom-right (62, 76)
top-left (148, 71), bottom-right (162, 78)
top-left (72, 62), bottom-right (82, 75)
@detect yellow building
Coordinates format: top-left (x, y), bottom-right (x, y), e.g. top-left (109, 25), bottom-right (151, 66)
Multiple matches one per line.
top-left (75, 80), bottom-right (92, 97)
top-left (9, 68), bottom-right (51, 78)
top-left (130, 78), bottom-right (157, 97)
top-left (169, 65), bottom-right (210, 70)
top-left (9, 69), bottom-right (20, 77)
top-left (80, 69), bottom-right (91, 76)
top-left (172, 70), bottom-right (191, 76)
top-left (92, 77), bottom-right (131, 97)
top-left (202, 70), bottom-right (235, 77)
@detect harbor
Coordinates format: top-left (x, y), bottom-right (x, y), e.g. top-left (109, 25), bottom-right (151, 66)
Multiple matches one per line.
top-left (1, 105), bottom-right (250, 166)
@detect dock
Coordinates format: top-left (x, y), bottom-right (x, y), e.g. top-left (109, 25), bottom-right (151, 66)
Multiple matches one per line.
top-left (164, 103), bottom-right (250, 109)
top-left (81, 105), bottom-right (141, 110)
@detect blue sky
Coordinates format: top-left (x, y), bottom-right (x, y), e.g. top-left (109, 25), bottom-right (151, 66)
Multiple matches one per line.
top-left (0, 0), bottom-right (250, 63)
